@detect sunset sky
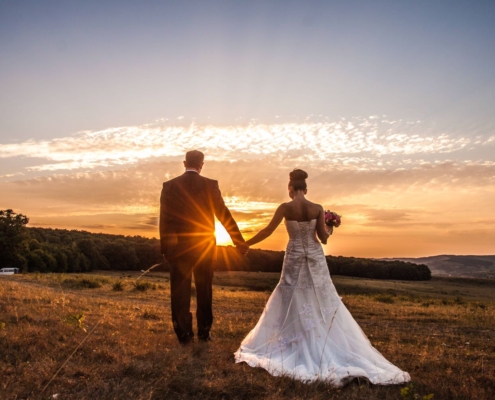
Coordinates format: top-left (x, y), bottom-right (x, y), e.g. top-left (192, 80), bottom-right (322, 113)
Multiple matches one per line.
top-left (1, 1), bottom-right (494, 257)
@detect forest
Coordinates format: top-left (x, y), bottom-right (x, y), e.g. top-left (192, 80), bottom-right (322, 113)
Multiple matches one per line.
top-left (214, 247), bottom-right (431, 280)
top-left (0, 210), bottom-right (431, 280)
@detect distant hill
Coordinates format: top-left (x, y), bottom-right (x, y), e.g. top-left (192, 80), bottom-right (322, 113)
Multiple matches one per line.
top-left (381, 255), bottom-right (495, 278)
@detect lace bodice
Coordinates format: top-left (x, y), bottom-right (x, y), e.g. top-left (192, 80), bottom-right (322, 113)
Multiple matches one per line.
top-left (280, 219), bottom-right (336, 300)
top-left (285, 219), bottom-right (320, 254)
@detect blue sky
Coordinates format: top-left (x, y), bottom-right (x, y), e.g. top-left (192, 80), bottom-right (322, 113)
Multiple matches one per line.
top-left (2, 0), bottom-right (494, 140)
top-left (1, 1), bottom-right (495, 257)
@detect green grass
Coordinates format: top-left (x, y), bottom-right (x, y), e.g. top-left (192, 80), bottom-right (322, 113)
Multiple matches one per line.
top-left (63, 277), bottom-right (104, 289)
top-left (133, 280), bottom-right (157, 292)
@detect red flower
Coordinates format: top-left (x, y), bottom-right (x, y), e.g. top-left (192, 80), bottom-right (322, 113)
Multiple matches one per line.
top-left (324, 210), bottom-right (342, 228)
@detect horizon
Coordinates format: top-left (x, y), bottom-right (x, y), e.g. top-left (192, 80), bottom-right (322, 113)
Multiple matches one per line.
top-left (1, 1), bottom-right (495, 258)
top-left (20, 223), bottom-right (495, 259)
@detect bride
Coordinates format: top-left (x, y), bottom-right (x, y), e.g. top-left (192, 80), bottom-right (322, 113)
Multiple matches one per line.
top-left (234, 169), bottom-right (411, 387)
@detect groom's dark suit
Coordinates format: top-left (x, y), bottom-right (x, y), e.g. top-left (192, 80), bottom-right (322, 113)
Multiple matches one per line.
top-left (160, 170), bottom-right (244, 343)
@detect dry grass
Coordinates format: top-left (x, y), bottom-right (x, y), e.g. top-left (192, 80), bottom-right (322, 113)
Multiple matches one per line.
top-left (0, 272), bottom-right (494, 399)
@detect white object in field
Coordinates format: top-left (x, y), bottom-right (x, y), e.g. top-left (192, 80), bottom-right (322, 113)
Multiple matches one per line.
top-left (0, 268), bottom-right (20, 275)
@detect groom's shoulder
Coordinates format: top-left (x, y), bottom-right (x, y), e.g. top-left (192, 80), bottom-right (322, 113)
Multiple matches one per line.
top-left (162, 175), bottom-right (181, 188)
top-left (198, 175), bottom-right (219, 187)
top-left (162, 174), bottom-right (218, 189)
top-left (162, 178), bottom-right (175, 187)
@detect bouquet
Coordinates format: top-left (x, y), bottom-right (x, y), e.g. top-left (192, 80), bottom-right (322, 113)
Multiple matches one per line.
top-left (324, 210), bottom-right (342, 228)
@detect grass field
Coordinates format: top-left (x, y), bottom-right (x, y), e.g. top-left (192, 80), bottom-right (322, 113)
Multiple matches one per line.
top-left (1, 271), bottom-right (494, 399)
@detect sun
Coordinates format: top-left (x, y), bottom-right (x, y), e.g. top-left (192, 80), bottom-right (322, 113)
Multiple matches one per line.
top-left (215, 221), bottom-right (232, 245)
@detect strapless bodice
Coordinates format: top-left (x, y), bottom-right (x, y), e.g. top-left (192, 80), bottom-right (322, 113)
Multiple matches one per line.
top-left (285, 219), bottom-right (320, 253)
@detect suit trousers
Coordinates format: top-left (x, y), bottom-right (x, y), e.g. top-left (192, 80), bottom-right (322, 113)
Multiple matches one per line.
top-left (169, 254), bottom-right (214, 344)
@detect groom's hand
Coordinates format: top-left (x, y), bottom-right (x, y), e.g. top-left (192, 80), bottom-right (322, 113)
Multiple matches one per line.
top-left (236, 243), bottom-right (249, 256)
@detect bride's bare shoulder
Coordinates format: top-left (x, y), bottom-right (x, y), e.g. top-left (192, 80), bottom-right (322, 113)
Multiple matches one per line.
top-left (275, 202), bottom-right (289, 212)
top-left (306, 199), bottom-right (324, 210)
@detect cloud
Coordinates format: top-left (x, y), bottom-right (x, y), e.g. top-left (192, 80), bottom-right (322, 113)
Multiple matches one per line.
top-left (364, 209), bottom-right (411, 223)
top-left (0, 172), bottom-right (24, 179)
top-left (1, 116), bottom-right (494, 257)
top-left (2, 157), bottom-right (494, 245)
top-left (1, 117), bottom-right (493, 175)
top-left (2, 159), bottom-right (494, 213)
top-left (80, 224), bottom-right (118, 229)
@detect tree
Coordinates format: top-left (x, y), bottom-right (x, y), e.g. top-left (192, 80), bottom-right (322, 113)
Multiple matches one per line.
top-left (77, 239), bottom-right (109, 270)
top-left (101, 240), bottom-right (139, 270)
top-left (134, 242), bottom-right (162, 270)
top-left (26, 248), bottom-right (56, 272)
top-left (0, 209), bottom-right (29, 269)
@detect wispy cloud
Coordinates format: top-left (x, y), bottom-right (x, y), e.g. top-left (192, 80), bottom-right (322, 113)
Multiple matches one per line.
top-left (1, 117), bottom-right (493, 174)
top-left (3, 158), bottom-right (493, 215)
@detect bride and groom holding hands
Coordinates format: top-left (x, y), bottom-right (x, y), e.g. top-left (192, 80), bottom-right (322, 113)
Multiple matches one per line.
top-left (159, 150), bottom-right (410, 387)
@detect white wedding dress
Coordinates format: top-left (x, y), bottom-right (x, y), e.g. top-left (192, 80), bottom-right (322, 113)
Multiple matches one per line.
top-left (234, 219), bottom-right (411, 387)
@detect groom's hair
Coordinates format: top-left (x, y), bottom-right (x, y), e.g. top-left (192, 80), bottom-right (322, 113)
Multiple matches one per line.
top-left (185, 150), bottom-right (204, 169)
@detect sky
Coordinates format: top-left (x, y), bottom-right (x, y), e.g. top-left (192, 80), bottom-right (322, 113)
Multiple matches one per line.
top-left (1, 0), bottom-right (495, 257)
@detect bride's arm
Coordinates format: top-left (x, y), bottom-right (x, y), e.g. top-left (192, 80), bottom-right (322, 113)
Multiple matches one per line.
top-left (316, 205), bottom-right (331, 244)
top-left (246, 204), bottom-right (286, 247)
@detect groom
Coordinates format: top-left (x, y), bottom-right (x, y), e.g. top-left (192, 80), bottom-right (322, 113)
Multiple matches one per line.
top-left (160, 150), bottom-right (247, 344)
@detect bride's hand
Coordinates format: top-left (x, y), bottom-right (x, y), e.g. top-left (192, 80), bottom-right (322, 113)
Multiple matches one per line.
top-left (325, 225), bottom-right (333, 236)
top-left (236, 242), bottom-right (249, 256)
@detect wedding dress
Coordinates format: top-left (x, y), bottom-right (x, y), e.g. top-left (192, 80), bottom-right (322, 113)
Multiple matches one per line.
top-left (234, 219), bottom-right (411, 386)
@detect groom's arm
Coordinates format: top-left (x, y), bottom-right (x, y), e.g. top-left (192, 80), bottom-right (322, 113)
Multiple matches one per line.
top-left (159, 182), bottom-right (174, 257)
top-left (159, 183), bottom-right (167, 254)
top-left (209, 180), bottom-right (245, 246)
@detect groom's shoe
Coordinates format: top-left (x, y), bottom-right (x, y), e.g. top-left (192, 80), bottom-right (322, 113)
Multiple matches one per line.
top-left (198, 333), bottom-right (211, 342)
top-left (178, 332), bottom-right (194, 346)
top-left (198, 326), bottom-right (211, 342)
top-left (179, 338), bottom-right (194, 346)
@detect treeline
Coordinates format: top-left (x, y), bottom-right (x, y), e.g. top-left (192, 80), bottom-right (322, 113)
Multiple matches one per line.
top-left (215, 246), bottom-right (285, 273)
top-left (8, 227), bottom-right (162, 273)
top-left (1, 211), bottom-right (430, 280)
top-left (326, 255), bottom-right (431, 281)
top-left (213, 247), bottom-right (431, 281)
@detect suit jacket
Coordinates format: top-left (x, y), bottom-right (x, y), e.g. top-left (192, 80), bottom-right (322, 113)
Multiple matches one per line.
top-left (159, 171), bottom-right (244, 261)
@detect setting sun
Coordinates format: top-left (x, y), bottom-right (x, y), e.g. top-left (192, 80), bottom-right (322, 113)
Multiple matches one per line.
top-left (215, 221), bottom-right (233, 245)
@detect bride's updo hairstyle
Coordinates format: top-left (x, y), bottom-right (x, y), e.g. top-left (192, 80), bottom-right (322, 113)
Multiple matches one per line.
top-left (289, 169), bottom-right (308, 191)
